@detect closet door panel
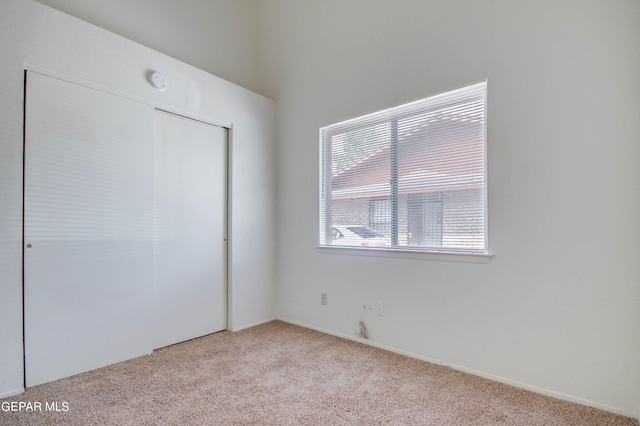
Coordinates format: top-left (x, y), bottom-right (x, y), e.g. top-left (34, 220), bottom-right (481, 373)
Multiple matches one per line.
top-left (24, 72), bottom-right (154, 387)
top-left (153, 111), bottom-right (227, 349)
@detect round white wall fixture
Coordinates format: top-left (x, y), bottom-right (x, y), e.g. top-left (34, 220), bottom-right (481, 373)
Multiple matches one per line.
top-left (151, 72), bottom-right (168, 91)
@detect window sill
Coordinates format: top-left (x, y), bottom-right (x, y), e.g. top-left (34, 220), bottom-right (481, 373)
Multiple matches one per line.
top-left (316, 246), bottom-right (493, 264)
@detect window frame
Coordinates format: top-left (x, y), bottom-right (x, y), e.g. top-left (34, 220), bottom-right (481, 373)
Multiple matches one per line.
top-left (319, 81), bottom-right (491, 261)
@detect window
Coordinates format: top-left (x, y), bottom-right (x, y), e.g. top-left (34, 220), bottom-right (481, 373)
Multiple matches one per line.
top-left (369, 198), bottom-right (391, 237)
top-left (319, 81), bottom-right (487, 254)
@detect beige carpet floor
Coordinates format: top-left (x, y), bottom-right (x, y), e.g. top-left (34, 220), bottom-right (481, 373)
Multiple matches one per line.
top-left (1, 320), bottom-right (637, 425)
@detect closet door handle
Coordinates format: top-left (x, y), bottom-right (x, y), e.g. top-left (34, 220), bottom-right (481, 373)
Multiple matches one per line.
top-left (26, 244), bottom-right (33, 248)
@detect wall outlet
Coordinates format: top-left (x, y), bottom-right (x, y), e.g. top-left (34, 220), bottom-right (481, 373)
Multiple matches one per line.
top-left (375, 302), bottom-right (384, 316)
top-left (321, 293), bottom-right (327, 305)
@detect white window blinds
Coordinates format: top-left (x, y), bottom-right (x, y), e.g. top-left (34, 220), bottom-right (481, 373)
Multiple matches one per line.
top-left (319, 81), bottom-right (487, 253)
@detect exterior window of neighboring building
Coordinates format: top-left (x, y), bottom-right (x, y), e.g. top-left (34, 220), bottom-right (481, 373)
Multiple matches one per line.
top-left (319, 81), bottom-right (487, 253)
top-left (369, 198), bottom-right (391, 237)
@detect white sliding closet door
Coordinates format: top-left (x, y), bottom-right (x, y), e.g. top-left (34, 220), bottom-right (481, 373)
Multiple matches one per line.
top-left (24, 72), bottom-right (154, 387)
top-left (153, 110), bottom-right (227, 349)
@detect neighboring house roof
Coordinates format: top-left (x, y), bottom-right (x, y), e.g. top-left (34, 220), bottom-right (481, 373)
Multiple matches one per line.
top-left (331, 114), bottom-right (485, 200)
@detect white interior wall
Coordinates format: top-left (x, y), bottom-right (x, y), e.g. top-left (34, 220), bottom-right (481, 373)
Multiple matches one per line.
top-left (258, 0), bottom-right (640, 417)
top-left (0, 0), bottom-right (276, 397)
top-left (34, 0), bottom-right (261, 94)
